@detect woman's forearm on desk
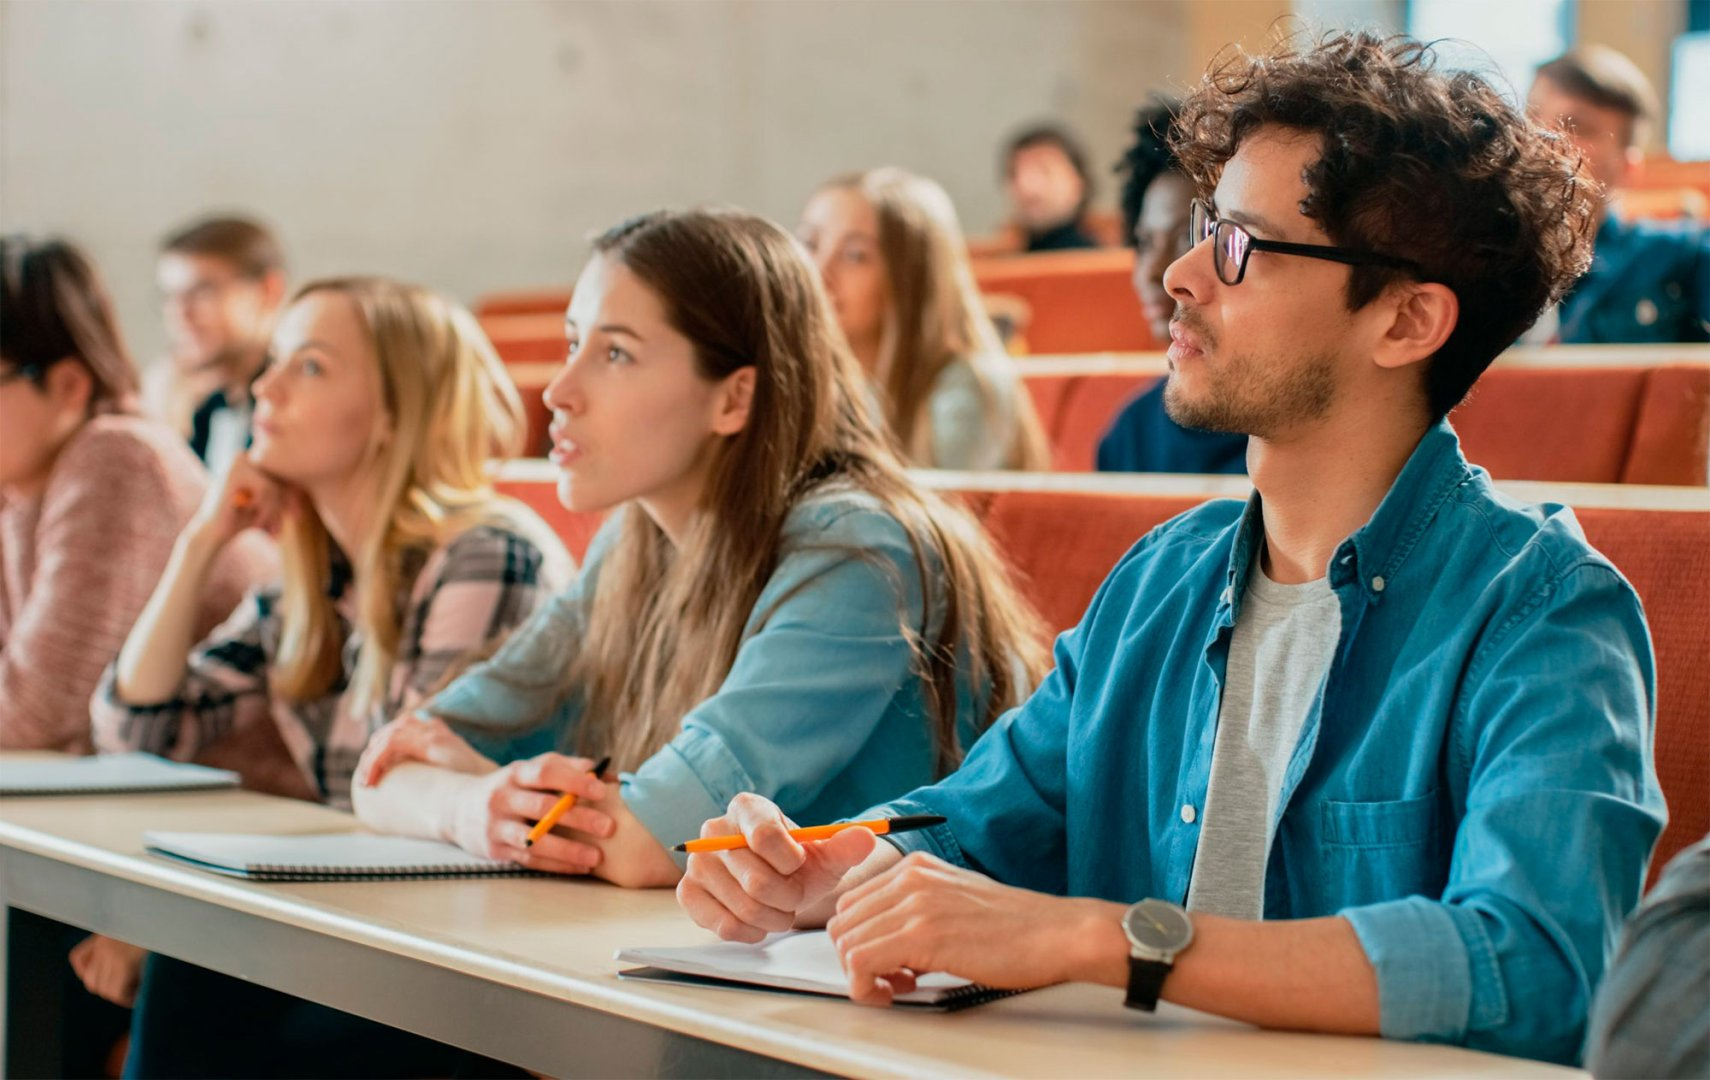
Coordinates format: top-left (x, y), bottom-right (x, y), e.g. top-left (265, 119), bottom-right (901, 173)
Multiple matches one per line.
top-left (352, 764), bottom-right (479, 845)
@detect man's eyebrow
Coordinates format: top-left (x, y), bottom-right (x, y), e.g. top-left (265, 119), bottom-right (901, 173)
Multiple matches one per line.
top-left (1224, 207), bottom-right (1284, 238)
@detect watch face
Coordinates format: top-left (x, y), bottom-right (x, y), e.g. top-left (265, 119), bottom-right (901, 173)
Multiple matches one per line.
top-left (1124, 899), bottom-right (1194, 955)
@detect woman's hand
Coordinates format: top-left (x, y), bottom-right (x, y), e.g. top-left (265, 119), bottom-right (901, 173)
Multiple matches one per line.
top-left (447, 753), bottom-right (615, 875)
top-left (357, 713), bottom-right (497, 788)
top-left (186, 452), bottom-right (297, 550)
top-left (68, 935), bottom-right (147, 1008)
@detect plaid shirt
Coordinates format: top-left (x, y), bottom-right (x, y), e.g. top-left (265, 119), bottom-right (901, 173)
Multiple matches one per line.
top-left (93, 522), bottom-right (568, 809)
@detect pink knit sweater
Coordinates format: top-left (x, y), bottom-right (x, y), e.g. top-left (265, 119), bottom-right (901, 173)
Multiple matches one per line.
top-left (0, 415), bottom-right (276, 753)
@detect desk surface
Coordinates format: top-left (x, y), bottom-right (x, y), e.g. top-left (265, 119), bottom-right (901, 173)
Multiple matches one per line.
top-left (0, 764), bottom-right (1577, 1079)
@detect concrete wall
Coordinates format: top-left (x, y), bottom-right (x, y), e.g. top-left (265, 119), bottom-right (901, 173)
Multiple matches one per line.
top-left (0, 0), bottom-right (1188, 365)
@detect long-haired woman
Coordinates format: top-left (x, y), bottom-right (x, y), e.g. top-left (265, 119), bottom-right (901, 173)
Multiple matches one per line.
top-left (796, 168), bottom-right (1050, 470)
top-left (98, 278), bottom-right (571, 1079)
top-left (354, 208), bottom-right (1051, 890)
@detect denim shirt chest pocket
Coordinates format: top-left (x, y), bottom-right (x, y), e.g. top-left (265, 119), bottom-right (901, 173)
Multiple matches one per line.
top-left (1317, 790), bottom-right (1449, 902)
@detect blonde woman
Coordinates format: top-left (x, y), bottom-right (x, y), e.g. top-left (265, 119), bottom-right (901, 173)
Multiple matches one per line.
top-left (796, 167), bottom-right (1050, 470)
top-left (353, 208), bottom-right (1051, 893)
top-left (94, 278), bottom-right (570, 1079)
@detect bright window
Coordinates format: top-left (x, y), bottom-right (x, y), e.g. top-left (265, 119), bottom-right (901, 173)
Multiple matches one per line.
top-left (1406, 0), bottom-right (1574, 102)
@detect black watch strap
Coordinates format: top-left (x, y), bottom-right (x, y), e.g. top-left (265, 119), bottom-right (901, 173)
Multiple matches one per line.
top-left (1124, 956), bottom-right (1171, 1012)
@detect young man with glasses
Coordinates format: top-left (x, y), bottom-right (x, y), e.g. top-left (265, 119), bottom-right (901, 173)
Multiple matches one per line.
top-left (676, 33), bottom-right (1664, 1066)
top-left (153, 216), bottom-right (287, 477)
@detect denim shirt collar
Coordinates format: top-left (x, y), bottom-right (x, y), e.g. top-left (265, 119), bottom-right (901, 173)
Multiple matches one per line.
top-left (1220, 418), bottom-right (1474, 614)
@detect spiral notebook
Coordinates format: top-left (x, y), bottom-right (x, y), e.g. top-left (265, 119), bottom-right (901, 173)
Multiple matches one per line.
top-left (615, 930), bottom-right (1025, 1011)
top-left (0, 753), bottom-right (239, 796)
top-left (143, 831), bottom-right (530, 882)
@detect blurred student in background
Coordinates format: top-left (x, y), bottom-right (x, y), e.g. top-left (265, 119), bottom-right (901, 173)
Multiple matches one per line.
top-left (1097, 100), bottom-right (1249, 474)
top-left (153, 215), bottom-right (289, 475)
top-left (1526, 46), bottom-right (1708, 343)
top-left (797, 168), bottom-right (1050, 470)
top-left (1003, 124), bottom-right (1100, 251)
top-left (1, 235), bottom-right (273, 753)
top-left (1, 234), bottom-right (275, 1076)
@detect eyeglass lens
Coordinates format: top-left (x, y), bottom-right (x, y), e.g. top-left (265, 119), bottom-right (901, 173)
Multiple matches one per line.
top-left (1190, 202), bottom-right (1251, 286)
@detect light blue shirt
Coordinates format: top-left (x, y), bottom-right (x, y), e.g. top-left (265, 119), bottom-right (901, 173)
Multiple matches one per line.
top-left (425, 487), bottom-right (987, 861)
top-left (873, 419), bottom-right (1665, 1064)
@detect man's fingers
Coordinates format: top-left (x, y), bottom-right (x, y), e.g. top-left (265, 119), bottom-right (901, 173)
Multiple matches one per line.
top-left (694, 858), bottom-right (799, 935)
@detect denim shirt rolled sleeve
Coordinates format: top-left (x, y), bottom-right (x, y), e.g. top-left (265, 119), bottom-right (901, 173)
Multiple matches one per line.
top-left (1344, 560), bottom-right (1660, 1060)
top-left (857, 420), bottom-right (1663, 1065)
top-left (627, 495), bottom-right (962, 863)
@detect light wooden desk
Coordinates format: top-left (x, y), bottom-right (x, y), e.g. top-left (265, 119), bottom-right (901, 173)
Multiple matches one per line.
top-left (0, 769), bottom-right (1579, 1079)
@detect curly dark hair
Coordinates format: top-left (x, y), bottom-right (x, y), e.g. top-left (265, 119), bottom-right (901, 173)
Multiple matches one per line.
top-left (1116, 98), bottom-right (1183, 247)
top-left (1173, 31), bottom-right (1597, 418)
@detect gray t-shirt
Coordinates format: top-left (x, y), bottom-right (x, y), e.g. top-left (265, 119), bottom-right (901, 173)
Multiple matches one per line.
top-left (1185, 555), bottom-right (1341, 919)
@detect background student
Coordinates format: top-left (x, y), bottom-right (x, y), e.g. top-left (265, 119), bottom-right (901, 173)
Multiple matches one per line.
top-left (1097, 100), bottom-right (1249, 475)
top-left (92, 275), bottom-right (570, 1078)
top-left (1, 235), bottom-right (273, 753)
top-left (1525, 46), bottom-right (1708, 343)
top-left (1002, 124), bottom-right (1100, 252)
top-left (796, 168), bottom-right (1050, 470)
top-left (0, 235), bottom-right (277, 1077)
top-left (353, 208), bottom-right (1050, 890)
top-left (152, 215), bottom-right (289, 475)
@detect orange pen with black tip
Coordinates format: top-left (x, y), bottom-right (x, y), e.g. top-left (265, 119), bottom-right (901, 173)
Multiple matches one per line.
top-left (524, 755), bottom-right (611, 848)
top-left (672, 814), bottom-right (946, 853)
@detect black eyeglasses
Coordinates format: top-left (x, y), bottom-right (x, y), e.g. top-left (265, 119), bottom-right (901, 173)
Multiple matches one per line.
top-left (0, 363), bottom-right (46, 387)
top-left (1190, 200), bottom-right (1419, 286)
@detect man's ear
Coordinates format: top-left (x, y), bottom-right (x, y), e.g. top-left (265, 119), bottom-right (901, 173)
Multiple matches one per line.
top-left (259, 268), bottom-right (289, 312)
top-left (710, 366), bottom-right (755, 437)
top-left (45, 357), bottom-right (95, 416)
top-left (1373, 282), bottom-right (1458, 372)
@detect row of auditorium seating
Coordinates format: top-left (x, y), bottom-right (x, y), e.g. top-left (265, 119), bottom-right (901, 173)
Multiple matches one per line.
top-left (499, 346), bottom-right (1710, 486)
top-left (472, 249), bottom-right (1161, 355)
top-left (490, 462), bottom-right (1709, 890)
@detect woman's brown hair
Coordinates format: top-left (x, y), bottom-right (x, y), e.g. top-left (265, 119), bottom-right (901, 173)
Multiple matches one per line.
top-left (816, 169), bottom-right (1051, 471)
top-left (569, 208), bottom-right (1050, 774)
top-left (0, 235), bottom-right (141, 415)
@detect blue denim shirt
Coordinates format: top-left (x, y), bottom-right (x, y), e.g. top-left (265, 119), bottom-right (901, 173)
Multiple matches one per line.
top-left (425, 488), bottom-right (986, 863)
top-left (874, 419), bottom-right (1665, 1064)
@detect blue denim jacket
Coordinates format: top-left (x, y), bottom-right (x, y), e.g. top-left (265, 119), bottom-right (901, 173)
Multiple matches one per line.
top-left (425, 488), bottom-right (985, 862)
top-left (875, 419), bottom-right (1665, 1064)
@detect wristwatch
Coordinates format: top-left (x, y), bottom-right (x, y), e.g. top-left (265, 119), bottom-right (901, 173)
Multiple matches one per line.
top-left (1121, 898), bottom-right (1194, 1012)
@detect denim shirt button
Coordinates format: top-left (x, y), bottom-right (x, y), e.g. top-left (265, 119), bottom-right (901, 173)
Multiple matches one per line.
top-left (1180, 804), bottom-right (1197, 824)
top-left (1371, 575), bottom-right (1386, 593)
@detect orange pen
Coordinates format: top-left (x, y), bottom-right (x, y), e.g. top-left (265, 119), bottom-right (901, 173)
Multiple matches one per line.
top-left (524, 755), bottom-right (611, 848)
top-left (672, 814), bottom-right (946, 853)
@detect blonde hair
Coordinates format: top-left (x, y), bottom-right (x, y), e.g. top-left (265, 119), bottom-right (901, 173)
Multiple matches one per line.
top-left (820, 168), bottom-right (1051, 470)
top-left (568, 210), bottom-right (1050, 775)
top-left (271, 277), bottom-right (555, 715)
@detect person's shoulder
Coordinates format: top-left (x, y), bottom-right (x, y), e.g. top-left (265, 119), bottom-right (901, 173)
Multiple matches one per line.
top-left (426, 519), bottom-right (560, 592)
top-left (784, 483), bottom-right (909, 549)
top-left (1618, 216), bottom-right (1710, 258)
top-left (51, 415), bottom-right (204, 504)
top-left (1439, 474), bottom-right (1633, 601)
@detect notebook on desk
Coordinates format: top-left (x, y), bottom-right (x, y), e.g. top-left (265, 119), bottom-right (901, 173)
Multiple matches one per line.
top-left (143, 831), bottom-right (531, 882)
top-left (0, 753), bottom-right (240, 795)
top-left (615, 930), bottom-right (1026, 1011)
